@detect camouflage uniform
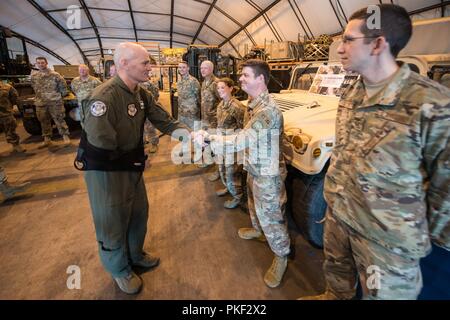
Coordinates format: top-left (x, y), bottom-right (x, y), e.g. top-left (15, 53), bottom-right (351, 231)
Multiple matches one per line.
top-left (201, 75), bottom-right (220, 167)
top-left (323, 64), bottom-right (450, 299)
top-left (217, 97), bottom-right (246, 202)
top-left (210, 90), bottom-right (290, 257)
top-left (30, 68), bottom-right (70, 138)
top-left (177, 73), bottom-right (201, 130)
top-left (140, 80), bottom-right (160, 145)
top-left (71, 75), bottom-right (102, 107)
top-left (200, 75), bottom-right (220, 129)
top-left (0, 82), bottom-right (21, 146)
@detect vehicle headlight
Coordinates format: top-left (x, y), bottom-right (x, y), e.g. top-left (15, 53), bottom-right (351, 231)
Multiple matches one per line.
top-left (292, 133), bottom-right (310, 154)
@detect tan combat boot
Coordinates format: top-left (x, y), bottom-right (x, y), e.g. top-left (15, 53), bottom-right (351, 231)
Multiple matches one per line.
top-left (38, 137), bottom-right (52, 149)
top-left (132, 252), bottom-right (160, 269)
top-left (63, 135), bottom-right (71, 146)
top-left (0, 180), bottom-right (31, 201)
top-left (208, 170), bottom-right (220, 182)
top-left (215, 188), bottom-right (228, 197)
top-left (12, 144), bottom-right (26, 153)
top-left (224, 197), bottom-right (240, 209)
top-left (264, 255), bottom-right (288, 288)
top-left (114, 272), bottom-right (142, 294)
top-left (298, 291), bottom-right (339, 300)
top-left (238, 228), bottom-right (267, 242)
top-left (147, 143), bottom-right (158, 153)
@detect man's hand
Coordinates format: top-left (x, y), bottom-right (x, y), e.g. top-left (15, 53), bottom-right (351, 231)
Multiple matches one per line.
top-left (191, 130), bottom-right (209, 148)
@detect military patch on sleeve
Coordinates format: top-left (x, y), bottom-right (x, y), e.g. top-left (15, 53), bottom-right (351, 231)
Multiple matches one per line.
top-left (90, 101), bottom-right (107, 117)
top-left (127, 103), bottom-right (137, 117)
top-left (260, 113), bottom-right (272, 127)
top-left (251, 120), bottom-right (263, 130)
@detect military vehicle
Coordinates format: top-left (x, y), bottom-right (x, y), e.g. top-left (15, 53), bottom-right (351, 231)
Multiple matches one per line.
top-left (15, 81), bottom-right (79, 135)
top-left (15, 65), bottom-right (80, 135)
top-left (279, 17), bottom-right (450, 247)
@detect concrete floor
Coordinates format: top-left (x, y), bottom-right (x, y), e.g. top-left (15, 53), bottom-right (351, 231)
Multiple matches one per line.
top-left (0, 93), bottom-right (325, 300)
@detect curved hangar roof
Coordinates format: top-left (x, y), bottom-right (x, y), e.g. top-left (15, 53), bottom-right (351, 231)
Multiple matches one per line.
top-left (0, 0), bottom-right (449, 67)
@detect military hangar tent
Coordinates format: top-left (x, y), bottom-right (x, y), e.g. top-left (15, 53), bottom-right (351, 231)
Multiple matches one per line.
top-left (1, 0), bottom-right (449, 68)
top-left (0, 0), bottom-right (449, 302)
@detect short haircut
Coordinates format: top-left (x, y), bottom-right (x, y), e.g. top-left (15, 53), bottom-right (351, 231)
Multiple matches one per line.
top-left (218, 77), bottom-right (234, 88)
top-left (349, 4), bottom-right (412, 57)
top-left (113, 42), bottom-right (146, 70)
top-left (36, 56), bottom-right (47, 63)
top-left (179, 61), bottom-right (189, 66)
top-left (201, 60), bottom-right (214, 70)
top-left (240, 59), bottom-right (270, 86)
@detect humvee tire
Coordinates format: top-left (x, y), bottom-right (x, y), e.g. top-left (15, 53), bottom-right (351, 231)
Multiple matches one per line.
top-left (289, 163), bottom-right (328, 248)
top-left (22, 118), bottom-right (42, 136)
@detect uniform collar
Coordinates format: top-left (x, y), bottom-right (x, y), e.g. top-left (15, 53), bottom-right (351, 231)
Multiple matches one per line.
top-left (248, 90), bottom-right (269, 110)
top-left (222, 97), bottom-right (235, 109)
top-left (358, 63), bottom-right (411, 109)
top-left (38, 68), bottom-right (51, 75)
top-left (114, 75), bottom-right (140, 95)
top-left (204, 75), bottom-right (216, 86)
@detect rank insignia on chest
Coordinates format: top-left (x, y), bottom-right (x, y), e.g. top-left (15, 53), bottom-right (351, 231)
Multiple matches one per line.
top-left (90, 101), bottom-right (107, 117)
top-left (128, 103), bottom-right (137, 117)
top-left (139, 100), bottom-right (145, 109)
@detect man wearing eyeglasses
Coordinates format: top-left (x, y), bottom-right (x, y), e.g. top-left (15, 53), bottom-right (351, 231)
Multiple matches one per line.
top-left (301, 4), bottom-right (450, 300)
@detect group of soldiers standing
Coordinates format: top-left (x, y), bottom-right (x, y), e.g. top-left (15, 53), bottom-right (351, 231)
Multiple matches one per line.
top-left (1, 2), bottom-right (449, 299)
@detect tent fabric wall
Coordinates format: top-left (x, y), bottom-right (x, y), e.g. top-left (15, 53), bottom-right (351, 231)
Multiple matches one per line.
top-left (0, 0), bottom-right (448, 68)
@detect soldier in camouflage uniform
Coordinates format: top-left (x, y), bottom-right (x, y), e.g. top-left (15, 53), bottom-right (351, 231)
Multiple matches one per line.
top-left (177, 61), bottom-right (201, 130)
top-left (198, 60), bottom-right (291, 288)
top-left (215, 78), bottom-right (246, 209)
top-left (31, 57), bottom-right (71, 147)
top-left (0, 165), bottom-right (31, 203)
top-left (71, 64), bottom-right (102, 106)
top-left (301, 5), bottom-right (450, 300)
top-left (200, 60), bottom-right (221, 180)
top-left (140, 74), bottom-right (160, 153)
top-left (0, 82), bottom-right (26, 153)
top-left (71, 64), bottom-right (101, 122)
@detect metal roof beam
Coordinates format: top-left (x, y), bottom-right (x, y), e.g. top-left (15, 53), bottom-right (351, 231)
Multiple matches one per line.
top-left (246, 0), bottom-right (282, 42)
top-left (193, 0), bottom-right (256, 45)
top-left (127, 0), bottom-right (138, 42)
top-left (328, 0), bottom-right (345, 31)
top-left (26, 0), bottom-right (90, 65)
top-left (170, 0), bottom-right (175, 48)
top-left (2, 26), bottom-right (69, 65)
top-left (191, 0), bottom-right (218, 44)
top-left (79, 0), bottom-right (104, 59)
top-left (219, 0), bottom-right (282, 47)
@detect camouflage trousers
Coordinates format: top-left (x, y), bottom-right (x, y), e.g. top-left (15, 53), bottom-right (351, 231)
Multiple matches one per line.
top-left (0, 115), bottom-right (20, 146)
top-left (36, 103), bottom-right (69, 138)
top-left (0, 166), bottom-right (6, 183)
top-left (219, 163), bottom-right (243, 200)
top-left (247, 173), bottom-right (290, 257)
top-left (143, 119), bottom-right (159, 145)
top-left (323, 210), bottom-right (423, 300)
top-left (84, 171), bottom-right (149, 278)
top-left (178, 114), bottom-right (200, 131)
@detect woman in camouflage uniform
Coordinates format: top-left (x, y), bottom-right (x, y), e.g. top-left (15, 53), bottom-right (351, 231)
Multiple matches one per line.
top-left (216, 78), bottom-right (246, 209)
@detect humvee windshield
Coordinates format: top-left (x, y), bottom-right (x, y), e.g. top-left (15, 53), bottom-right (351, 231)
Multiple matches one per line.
top-left (290, 66), bottom-right (319, 90)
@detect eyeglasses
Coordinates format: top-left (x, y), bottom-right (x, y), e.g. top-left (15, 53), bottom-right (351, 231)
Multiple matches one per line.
top-left (339, 35), bottom-right (380, 44)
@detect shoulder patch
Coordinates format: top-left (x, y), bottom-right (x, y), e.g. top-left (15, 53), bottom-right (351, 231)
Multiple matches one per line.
top-left (128, 103), bottom-right (137, 117)
top-left (90, 101), bottom-right (107, 117)
top-left (260, 113), bottom-right (272, 127)
top-left (251, 120), bottom-right (263, 130)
